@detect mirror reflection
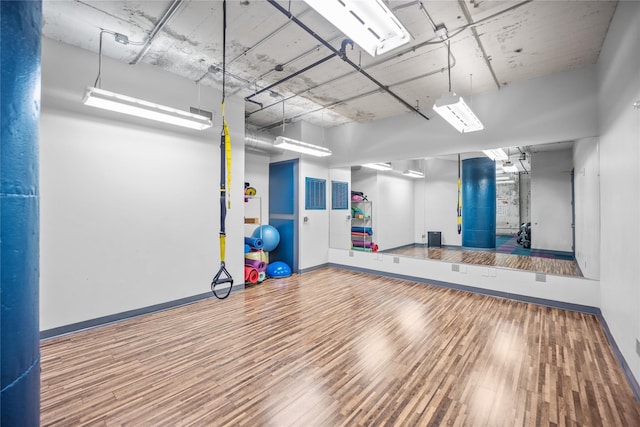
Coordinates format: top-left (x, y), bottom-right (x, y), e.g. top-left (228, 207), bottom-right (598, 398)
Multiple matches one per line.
top-left (332, 140), bottom-right (600, 279)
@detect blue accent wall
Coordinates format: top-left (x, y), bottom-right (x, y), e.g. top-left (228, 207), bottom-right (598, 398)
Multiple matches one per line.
top-left (462, 157), bottom-right (496, 248)
top-left (1, 1), bottom-right (42, 425)
top-left (269, 160), bottom-right (298, 272)
top-left (269, 161), bottom-right (296, 215)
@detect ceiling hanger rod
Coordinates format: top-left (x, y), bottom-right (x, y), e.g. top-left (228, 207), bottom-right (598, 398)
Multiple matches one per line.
top-left (266, 0), bottom-right (430, 121)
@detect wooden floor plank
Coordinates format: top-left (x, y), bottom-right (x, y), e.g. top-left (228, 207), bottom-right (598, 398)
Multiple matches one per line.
top-left (41, 268), bottom-right (638, 426)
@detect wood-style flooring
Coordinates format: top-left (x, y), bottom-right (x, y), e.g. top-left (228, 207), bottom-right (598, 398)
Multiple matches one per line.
top-left (41, 268), bottom-right (637, 426)
top-left (387, 245), bottom-right (582, 277)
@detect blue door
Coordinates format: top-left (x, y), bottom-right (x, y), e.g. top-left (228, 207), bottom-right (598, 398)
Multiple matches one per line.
top-left (269, 159), bottom-right (298, 272)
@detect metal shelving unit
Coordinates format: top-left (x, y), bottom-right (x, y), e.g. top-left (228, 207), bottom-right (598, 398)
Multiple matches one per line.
top-left (351, 200), bottom-right (374, 252)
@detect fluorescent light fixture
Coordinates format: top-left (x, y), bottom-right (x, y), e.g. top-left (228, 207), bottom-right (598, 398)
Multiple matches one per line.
top-left (303, 0), bottom-right (411, 57)
top-left (482, 148), bottom-right (508, 161)
top-left (362, 162), bottom-right (392, 171)
top-left (502, 161), bottom-right (518, 173)
top-left (402, 169), bottom-right (424, 178)
top-left (496, 175), bottom-right (511, 181)
top-left (274, 136), bottom-right (332, 157)
top-left (497, 180), bottom-right (516, 184)
top-left (433, 92), bottom-right (484, 133)
top-left (82, 87), bottom-right (212, 130)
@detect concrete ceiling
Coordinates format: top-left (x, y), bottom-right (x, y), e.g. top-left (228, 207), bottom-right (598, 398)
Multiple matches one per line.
top-left (42, 0), bottom-right (617, 130)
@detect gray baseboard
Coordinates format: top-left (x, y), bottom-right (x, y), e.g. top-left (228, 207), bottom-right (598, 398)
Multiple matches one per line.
top-left (299, 263), bottom-right (329, 274)
top-left (40, 283), bottom-right (245, 340)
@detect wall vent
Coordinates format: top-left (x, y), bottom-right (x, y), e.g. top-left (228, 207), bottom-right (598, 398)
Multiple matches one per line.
top-left (535, 273), bottom-right (547, 282)
top-left (452, 264), bottom-right (460, 272)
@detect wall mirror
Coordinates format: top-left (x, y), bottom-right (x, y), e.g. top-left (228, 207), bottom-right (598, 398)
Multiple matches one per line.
top-left (329, 139), bottom-right (600, 280)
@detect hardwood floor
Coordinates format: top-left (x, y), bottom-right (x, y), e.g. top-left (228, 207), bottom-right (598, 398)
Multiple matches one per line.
top-left (41, 268), bottom-right (638, 426)
top-left (387, 246), bottom-right (582, 277)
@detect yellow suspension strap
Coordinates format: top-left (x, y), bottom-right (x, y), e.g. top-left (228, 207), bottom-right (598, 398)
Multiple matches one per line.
top-left (457, 153), bottom-right (462, 235)
top-left (211, 0), bottom-right (233, 299)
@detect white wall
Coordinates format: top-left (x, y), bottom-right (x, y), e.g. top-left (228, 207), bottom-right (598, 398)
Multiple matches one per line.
top-left (530, 149), bottom-right (574, 251)
top-left (414, 158), bottom-right (462, 247)
top-left (244, 152), bottom-right (270, 237)
top-left (329, 167), bottom-right (352, 250)
top-left (572, 138), bottom-right (600, 280)
top-left (597, 1), bottom-right (640, 383)
top-left (376, 174), bottom-right (415, 251)
top-left (329, 248), bottom-right (600, 308)
top-left (40, 38), bottom-right (245, 330)
top-left (326, 65), bottom-right (599, 166)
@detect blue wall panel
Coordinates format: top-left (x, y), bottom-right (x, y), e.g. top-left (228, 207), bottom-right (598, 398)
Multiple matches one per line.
top-left (269, 160), bottom-right (298, 272)
top-left (269, 161), bottom-right (296, 215)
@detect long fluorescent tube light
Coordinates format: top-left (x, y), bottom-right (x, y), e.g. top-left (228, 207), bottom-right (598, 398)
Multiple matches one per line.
top-left (82, 87), bottom-right (212, 130)
top-left (482, 148), bottom-right (508, 161)
top-left (433, 92), bottom-right (484, 133)
top-left (402, 169), bottom-right (424, 178)
top-left (496, 175), bottom-right (511, 181)
top-left (303, 0), bottom-right (411, 57)
top-left (274, 136), bottom-right (332, 157)
top-left (502, 161), bottom-right (519, 173)
top-left (497, 180), bottom-right (516, 184)
top-left (362, 162), bottom-right (392, 171)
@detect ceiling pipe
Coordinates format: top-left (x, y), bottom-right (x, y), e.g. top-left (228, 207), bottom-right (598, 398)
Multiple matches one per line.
top-left (258, 54), bottom-right (458, 130)
top-left (245, 50), bottom-right (343, 103)
top-left (244, 129), bottom-right (284, 154)
top-left (130, 0), bottom-right (185, 65)
top-left (266, 0), bottom-right (430, 122)
top-left (248, 0), bottom-right (531, 121)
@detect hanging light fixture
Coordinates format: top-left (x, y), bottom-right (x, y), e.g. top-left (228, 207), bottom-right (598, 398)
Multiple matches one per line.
top-left (302, 0), bottom-right (411, 57)
top-left (83, 30), bottom-right (211, 130)
top-left (83, 87), bottom-right (212, 130)
top-left (482, 148), bottom-right (508, 161)
top-left (432, 33), bottom-right (484, 133)
top-left (274, 136), bottom-right (332, 157)
top-left (362, 162), bottom-right (392, 171)
top-left (402, 169), bottom-right (424, 178)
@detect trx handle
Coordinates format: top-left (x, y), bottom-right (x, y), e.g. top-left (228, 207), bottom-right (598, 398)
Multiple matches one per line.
top-left (211, 262), bottom-right (233, 299)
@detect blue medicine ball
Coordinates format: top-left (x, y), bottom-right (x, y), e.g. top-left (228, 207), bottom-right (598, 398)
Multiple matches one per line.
top-left (252, 225), bottom-right (280, 252)
top-left (266, 261), bottom-right (292, 278)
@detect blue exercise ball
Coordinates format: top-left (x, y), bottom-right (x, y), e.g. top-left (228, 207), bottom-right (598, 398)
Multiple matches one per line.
top-left (266, 261), bottom-right (292, 278)
top-left (252, 225), bottom-right (280, 252)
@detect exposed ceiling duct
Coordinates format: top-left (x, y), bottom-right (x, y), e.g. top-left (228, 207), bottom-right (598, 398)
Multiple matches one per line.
top-left (244, 129), bottom-right (283, 155)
